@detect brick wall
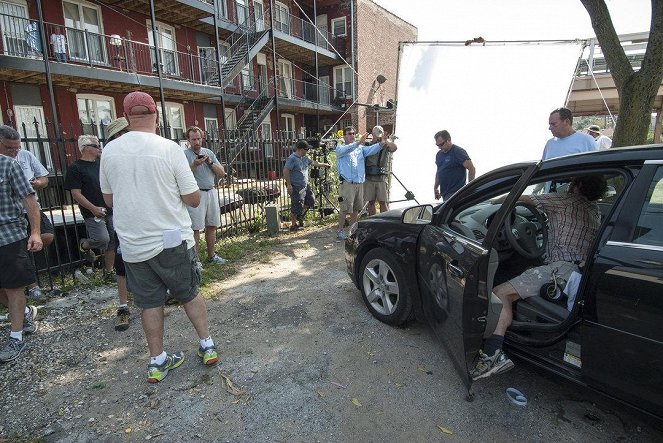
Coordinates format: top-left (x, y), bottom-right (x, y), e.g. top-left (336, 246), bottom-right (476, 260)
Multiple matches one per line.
top-left (355, 0), bottom-right (417, 134)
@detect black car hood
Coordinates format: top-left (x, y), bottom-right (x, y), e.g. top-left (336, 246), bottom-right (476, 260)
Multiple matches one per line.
top-left (363, 207), bottom-right (409, 223)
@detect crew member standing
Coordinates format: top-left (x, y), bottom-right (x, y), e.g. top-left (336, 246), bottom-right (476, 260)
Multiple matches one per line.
top-left (433, 130), bottom-right (475, 201)
top-left (183, 126), bottom-right (227, 267)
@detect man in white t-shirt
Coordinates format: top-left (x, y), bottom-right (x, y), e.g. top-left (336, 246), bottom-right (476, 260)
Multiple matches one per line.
top-left (542, 107), bottom-right (597, 160)
top-left (585, 124), bottom-right (612, 150)
top-left (100, 91), bottom-right (219, 383)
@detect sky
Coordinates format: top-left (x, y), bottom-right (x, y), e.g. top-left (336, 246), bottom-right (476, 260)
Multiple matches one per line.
top-left (371, 0), bottom-right (653, 208)
top-left (372, 0), bottom-right (652, 42)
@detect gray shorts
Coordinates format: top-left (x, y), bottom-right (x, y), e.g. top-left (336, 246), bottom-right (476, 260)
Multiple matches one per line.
top-left (124, 242), bottom-right (200, 309)
top-left (83, 215), bottom-right (115, 251)
top-left (509, 261), bottom-right (579, 299)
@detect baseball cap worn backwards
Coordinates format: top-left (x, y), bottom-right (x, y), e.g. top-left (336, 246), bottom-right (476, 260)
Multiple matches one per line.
top-left (123, 91), bottom-right (157, 115)
top-left (296, 140), bottom-right (311, 150)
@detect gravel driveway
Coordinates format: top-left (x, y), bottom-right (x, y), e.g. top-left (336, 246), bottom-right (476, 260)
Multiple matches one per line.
top-left (1, 225), bottom-right (661, 442)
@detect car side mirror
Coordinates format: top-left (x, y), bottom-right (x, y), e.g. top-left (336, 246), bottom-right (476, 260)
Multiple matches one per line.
top-left (402, 205), bottom-right (433, 224)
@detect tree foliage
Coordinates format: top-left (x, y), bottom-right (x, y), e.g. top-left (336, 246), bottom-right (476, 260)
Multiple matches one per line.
top-left (580, 0), bottom-right (663, 147)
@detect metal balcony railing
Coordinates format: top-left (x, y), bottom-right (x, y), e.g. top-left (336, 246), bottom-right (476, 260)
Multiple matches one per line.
top-left (275, 75), bottom-right (347, 107)
top-left (575, 32), bottom-right (648, 77)
top-left (272, 8), bottom-right (346, 55)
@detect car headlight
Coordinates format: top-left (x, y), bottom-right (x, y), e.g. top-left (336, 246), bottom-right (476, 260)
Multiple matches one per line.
top-left (349, 221), bottom-right (358, 237)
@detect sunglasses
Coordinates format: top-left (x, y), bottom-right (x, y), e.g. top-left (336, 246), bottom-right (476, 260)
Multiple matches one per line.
top-left (345, 132), bottom-right (356, 136)
top-left (436, 140), bottom-right (448, 147)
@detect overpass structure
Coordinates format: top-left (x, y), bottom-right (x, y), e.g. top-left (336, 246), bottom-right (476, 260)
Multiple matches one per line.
top-left (567, 32), bottom-right (662, 141)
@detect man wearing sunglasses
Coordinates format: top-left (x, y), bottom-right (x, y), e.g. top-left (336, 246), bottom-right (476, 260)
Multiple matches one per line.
top-left (433, 130), bottom-right (475, 201)
top-left (64, 135), bottom-right (116, 278)
top-left (335, 126), bottom-right (385, 240)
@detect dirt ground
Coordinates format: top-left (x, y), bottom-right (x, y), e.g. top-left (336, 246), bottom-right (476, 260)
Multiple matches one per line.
top-left (1, 225), bottom-right (662, 442)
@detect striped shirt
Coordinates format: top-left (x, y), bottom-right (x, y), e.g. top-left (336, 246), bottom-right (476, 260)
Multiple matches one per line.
top-left (0, 155), bottom-right (34, 246)
top-left (530, 192), bottom-right (601, 264)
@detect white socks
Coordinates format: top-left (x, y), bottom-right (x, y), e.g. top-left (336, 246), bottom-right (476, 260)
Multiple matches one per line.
top-left (200, 336), bottom-right (214, 349)
top-left (150, 351), bottom-right (167, 365)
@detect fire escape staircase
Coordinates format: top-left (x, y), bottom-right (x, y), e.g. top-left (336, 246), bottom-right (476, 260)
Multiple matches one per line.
top-left (236, 80), bottom-right (275, 132)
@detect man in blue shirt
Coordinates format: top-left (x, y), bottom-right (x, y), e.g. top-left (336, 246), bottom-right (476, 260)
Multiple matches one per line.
top-left (542, 107), bottom-right (597, 160)
top-left (283, 140), bottom-right (330, 232)
top-left (335, 126), bottom-right (383, 240)
top-left (433, 130), bottom-right (475, 201)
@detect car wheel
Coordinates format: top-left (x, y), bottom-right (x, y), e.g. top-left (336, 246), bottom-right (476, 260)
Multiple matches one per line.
top-left (359, 247), bottom-right (412, 326)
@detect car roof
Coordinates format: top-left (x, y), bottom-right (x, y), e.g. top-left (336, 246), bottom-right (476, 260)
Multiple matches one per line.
top-left (539, 144), bottom-right (663, 171)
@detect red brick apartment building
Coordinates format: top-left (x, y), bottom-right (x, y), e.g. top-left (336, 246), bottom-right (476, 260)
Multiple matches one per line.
top-left (0, 0), bottom-right (416, 175)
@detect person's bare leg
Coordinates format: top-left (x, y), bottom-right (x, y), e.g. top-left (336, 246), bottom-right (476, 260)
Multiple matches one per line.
top-left (182, 294), bottom-right (210, 339)
top-left (4, 287), bottom-right (26, 332)
top-left (493, 282), bottom-right (520, 336)
top-left (349, 211), bottom-right (358, 227)
top-left (141, 307), bottom-right (165, 356)
top-left (193, 230), bottom-right (201, 258)
top-left (204, 226), bottom-right (217, 259)
top-left (290, 212), bottom-right (298, 228)
top-left (379, 200), bottom-right (389, 213)
top-left (103, 249), bottom-right (116, 273)
top-left (337, 210), bottom-right (348, 230)
top-left (42, 233), bottom-right (54, 248)
top-left (367, 201), bottom-right (377, 215)
top-left (117, 276), bottom-right (129, 305)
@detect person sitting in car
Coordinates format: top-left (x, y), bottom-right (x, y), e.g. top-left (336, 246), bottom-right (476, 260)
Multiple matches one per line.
top-left (471, 174), bottom-right (607, 380)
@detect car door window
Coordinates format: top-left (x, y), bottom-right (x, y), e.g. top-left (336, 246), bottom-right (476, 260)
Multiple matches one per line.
top-left (632, 167), bottom-right (663, 247)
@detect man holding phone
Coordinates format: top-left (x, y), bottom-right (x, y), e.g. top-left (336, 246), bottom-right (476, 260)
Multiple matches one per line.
top-left (183, 126), bottom-right (227, 267)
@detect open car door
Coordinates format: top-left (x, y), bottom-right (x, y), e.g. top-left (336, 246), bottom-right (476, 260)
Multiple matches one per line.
top-left (417, 165), bottom-right (538, 396)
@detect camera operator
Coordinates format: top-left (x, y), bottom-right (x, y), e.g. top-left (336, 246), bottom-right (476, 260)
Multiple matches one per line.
top-left (283, 140), bottom-right (330, 232)
top-left (364, 126), bottom-right (397, 215)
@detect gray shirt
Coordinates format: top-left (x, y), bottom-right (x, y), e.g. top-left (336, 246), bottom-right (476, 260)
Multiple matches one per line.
top-left (183, 147), bottom-right (221, 190)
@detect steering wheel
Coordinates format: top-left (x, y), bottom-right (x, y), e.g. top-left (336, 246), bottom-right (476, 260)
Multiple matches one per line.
top-left (504, 201), bottom-right (547, 259)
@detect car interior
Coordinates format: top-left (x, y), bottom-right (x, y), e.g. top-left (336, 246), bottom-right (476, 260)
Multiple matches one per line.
top-left (447, 170), bottom-right (626, 338)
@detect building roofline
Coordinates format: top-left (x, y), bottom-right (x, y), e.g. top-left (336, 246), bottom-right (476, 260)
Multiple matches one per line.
top-left (364, 0), bottom-right (418, 32)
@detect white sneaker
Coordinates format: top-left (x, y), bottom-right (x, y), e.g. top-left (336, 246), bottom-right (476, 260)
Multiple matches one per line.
top-left (207, 254), bottom-right (228, 264)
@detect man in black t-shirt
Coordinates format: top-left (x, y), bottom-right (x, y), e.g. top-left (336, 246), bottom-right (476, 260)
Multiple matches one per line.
top-left (64, 135), bottom-right (115, 275)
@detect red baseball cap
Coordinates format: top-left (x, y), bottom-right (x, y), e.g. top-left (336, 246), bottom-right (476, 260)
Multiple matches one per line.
top-left (123, 91), bottom-right (157, 115)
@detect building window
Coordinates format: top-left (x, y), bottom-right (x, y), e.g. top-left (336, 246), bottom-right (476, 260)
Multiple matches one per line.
top-left (225, 108), bottom-right (237, 130)
top-left (260, 122), bottom-right (273, 157)
top-left (204, 117), bottom-right (219, 140)
top-left (63, 1), bottom-right (106, 64)
top-left (281, 113), bottom-right (295, 139)
top-left (157, 102), bottom-right (184, 140)
top-left (274, 1), bottom-right (289, 33)
top-left (334, 65), bottom-right (353, 99)
top-left (0, 1), bottom-right (30, 56)
top-left (13, 105), bottom-right (53, 170)
top-left (76, 94), bottom-right (115, 137)
top-left (198, 47), bottom-right (217, 84)
top-left (147, 21), bottom-right (178, 75)
top-left (331, 17), bottom-right (346, 37)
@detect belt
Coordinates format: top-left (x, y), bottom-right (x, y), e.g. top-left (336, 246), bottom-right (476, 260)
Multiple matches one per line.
top-left (200, 188), bottom-right (213, 191)
top-left (342, 181), bottom-right (362, 185)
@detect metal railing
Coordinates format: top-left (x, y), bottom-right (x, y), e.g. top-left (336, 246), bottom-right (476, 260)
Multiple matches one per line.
top-left (272, 8), bottom-right (346, 55)
top-left (576, 32), bottom-right (648, 76)
top-left (13, 118), bottom-right (338, 291)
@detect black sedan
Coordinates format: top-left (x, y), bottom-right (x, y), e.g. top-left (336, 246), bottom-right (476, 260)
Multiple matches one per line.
top-left (345, 145), bottom-right (663, 421)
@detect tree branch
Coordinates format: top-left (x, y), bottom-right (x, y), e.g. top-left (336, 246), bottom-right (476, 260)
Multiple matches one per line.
top-left (579, 0), bottom-right (632, 88)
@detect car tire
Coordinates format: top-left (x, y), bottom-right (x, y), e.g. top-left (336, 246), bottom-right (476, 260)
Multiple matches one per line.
top-left (359, 247), bottom-right (413, 326)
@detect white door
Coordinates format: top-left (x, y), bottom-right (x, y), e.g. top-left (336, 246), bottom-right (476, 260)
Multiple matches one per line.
top-left (14, 105), bottom-right (53, 170)
top-left (254, 0), bottom-right (264, 31)
top-left (278, 59), bottom-right (293, 98)
top-left (63, 1), bottom-right (105, 63)
top-left (281, 114), bottom-right (295, 139)
top-left (148, 22), bottom-right (178, 75)
top-left (315, 14), bottom-right (327, 47)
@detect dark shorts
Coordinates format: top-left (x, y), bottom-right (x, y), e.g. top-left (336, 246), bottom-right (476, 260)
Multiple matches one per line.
top-left (0, 238), bottom-right (36, 289)
top-left (24, 211), bottom-right (54, 236)
top-left (290, 184), bottom-right (315, 215)
top-left (124, 242), bottom-right (200, 309)
top-left (114, 233), bottom-right (126, 277)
